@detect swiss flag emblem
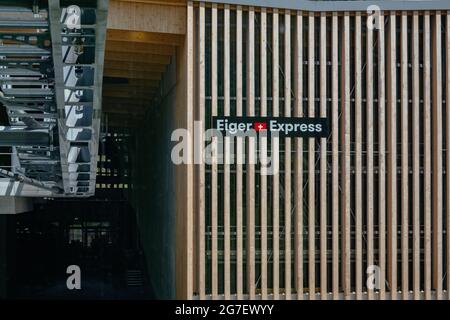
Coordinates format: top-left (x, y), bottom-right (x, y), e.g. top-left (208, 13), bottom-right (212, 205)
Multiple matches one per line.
top-left (253, 122), bottom-right (267, 131)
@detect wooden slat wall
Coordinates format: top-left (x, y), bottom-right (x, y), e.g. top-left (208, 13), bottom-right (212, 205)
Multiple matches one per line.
top-left (190, 4), bottom-right (450, 300)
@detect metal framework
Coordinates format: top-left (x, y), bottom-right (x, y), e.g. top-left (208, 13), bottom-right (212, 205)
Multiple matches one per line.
top-left (0, 0), bottom-right (108, 197)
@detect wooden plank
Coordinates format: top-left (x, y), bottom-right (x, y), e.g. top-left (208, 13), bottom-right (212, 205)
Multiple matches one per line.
top-left (272, 8), bottom-right (280, 300)
top-left (386, 11), bottom-right (397, 300)
top-left (117, 79), bottom-right (160, 87)
top-left (432, 11), bottom-right (443, 300)
top-left (246, 6), bottom-right (256, 300)
top-left (235, 5), bottom-right (244, 300)
top-left (104, 60), bottom-right (167, 73)
top-left (102, 97), bottom-right (151, 105)
top-left (319, 11), bottom-right (327, 300)
top-left (423, 11), bottom-right (432, 301)
top-left (223, 4), bottom-right (231, 300)
top-left (186, 0), bottom-right (194, 300)
top-left (106, 29), bottom-right (184, 46)
top-left (308, 11), bottom-right (316, 300)
top-left (366, 14), bottom-right (374, 301)
top-left (354, 12), bottom-right (363, 300)
top-left (259, 6), bottom-right (268, 300)
top-left (294, 10), bottom-right (304, 300)
top-left (377, 10), bottom-right (387, 301)
top-left (411, 10), bottom-right (420, 300)
top-left (102, 88), bottom-right (156, 98)
top-left (107, 1), bottom-right (185, 34)
top-left (447, 10), bottom-right (450, 302)
top-left (105, 40), bottom-right (175, 56)
top-left (104, 51), bottom-right (171, 64)
top-left (197, 1), bottom-right (206, 300)
top-left (331, 12), bottom-right (339, 300)
top-left (400, 11), bottom-right (409, 300)
top-left (211, 3), bottom-right (218, 300)
top-left (341, 12), bottom-right (351, 300)
top-left (284, 10), bottom-right (292, 300)
top-left (103, 68), bottom-right (162, 80)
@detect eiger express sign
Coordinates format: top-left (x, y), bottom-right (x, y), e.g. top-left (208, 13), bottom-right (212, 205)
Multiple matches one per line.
top-left (213, 117), bottom-right (329, 138)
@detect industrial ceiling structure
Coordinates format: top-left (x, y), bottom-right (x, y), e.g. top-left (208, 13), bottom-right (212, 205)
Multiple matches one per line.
top-left (0, 0), bottom-right (108, 197)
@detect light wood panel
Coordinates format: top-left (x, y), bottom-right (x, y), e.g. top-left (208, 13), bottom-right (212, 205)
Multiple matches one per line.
top-left (331, 12), bottom-right (339, 300)
top-left (319, 12), bottom-right (327, 301)
top-left (284, 10), bottom-right (292, 301)
top-left (412, 10), bottom-right (421, 300)
top-left (106, 29), bottom-right (184, 46)
top-left (223, 4), bottom-right (231, 300)
top-left (423, 11), bottom-right (432, 301)
top-left (308, 11), bottom-right (316, 300)
top-left (197, 1), bottom-right (206, 300)
top-left (387, 11), bottom-right (397, 300)
top-left (210, 3), bottom-right (218, 300)
top-left (341, 12), bottom-right (351, 300)
top-left (400, 12), bottom-right (409, 300)
top-left (294, 10), bottom-right (304, 300)
top-left (235, 5), bottom-right (244, 300)
top-left (259, 6), bottom-right (268, 300)
top-left (272, 8), bottom-right (280, 300)
top-left (432, 11), bottom-right (443, 300)
top-left (246, 6), bottom-right (256, 300)
top-left (366, 12), bottom-right (374, 301)
top-left (354, 12), bottom-right (362, 300)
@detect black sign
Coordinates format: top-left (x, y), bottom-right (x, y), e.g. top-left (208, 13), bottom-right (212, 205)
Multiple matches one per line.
top-left (213, 116), bottom-right (329, 138)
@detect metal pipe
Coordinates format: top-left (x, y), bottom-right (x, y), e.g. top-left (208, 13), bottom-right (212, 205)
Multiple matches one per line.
top-left (0, 168), bottom-right (63, 194)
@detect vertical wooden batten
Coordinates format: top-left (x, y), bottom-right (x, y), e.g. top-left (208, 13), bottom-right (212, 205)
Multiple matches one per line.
top-left (366, 11), bottom-right (375, 301)
top-left (411, 10), bottom-right (421, 301)
top-left (354, 12), bottom-right (363, 300)
top-left (400, 11), bottom-right (409, 300)
top-left (331, 12), bottom-right (339, 300)
top-left (294, 10), bottom-right (304, 300)
top-left (386, 11), bottom-right (397, 300)
top-left (377, 10), bottom-right (387, 300)
top-left (423, 10), bottom-right (432, 301)
top-left (308, 11), bottom-right (316, 300)
top-left (246, 6), bottom-right (256, 300)
top-left (235, 5), bottom-right (244, 300)
top-left (197, 1), bottom-right (206, 300)
top-left (223, 4), bottom-right (231, 300)
top-left (432, 10), bottom-right (443, 300)
top-left (341, 12), bottom-right (351, 300)
top-left (272, 8), bottom-right (280, 300)
top-left (210, 3), bottom-right (218, 300)
top-left (284, 10), bottom-right (292, 300)
top-left (319, 11), bottom-right (328, 300)
top-left (259, 6), bottom-right (268, 300)
top-left (446, 10), bottom-right (450, 301)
